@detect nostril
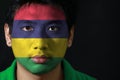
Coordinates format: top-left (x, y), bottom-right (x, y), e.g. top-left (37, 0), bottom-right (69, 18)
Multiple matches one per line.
top-left (34, 47), bottom-right (38, 49)
top-left (34, 47), bottom-right (47, 50)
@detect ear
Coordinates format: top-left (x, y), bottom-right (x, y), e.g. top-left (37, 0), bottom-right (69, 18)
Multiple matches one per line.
top-left (68, 25), bottom-right (74, 47)
top-left (4, 23), bottom-right (12, 47)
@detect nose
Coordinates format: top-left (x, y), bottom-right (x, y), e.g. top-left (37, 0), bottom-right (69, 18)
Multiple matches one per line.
top-left (33, 39), bottom-right (48, 50)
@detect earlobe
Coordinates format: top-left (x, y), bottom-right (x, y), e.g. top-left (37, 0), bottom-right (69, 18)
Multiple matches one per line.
top-left (68, 26), bottom-right (74, 47)
top-left (4, 23), bottom-right (12, 47)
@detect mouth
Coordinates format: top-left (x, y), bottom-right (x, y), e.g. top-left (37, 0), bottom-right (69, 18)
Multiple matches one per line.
top-left (31, 55), bottom-right (49, 64)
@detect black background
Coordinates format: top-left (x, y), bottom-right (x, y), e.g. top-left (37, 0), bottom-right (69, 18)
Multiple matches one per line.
top-left (0, 0), bottom-right (118, 80)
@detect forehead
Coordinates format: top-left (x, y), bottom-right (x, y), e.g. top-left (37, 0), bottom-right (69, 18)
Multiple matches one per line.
top-left (14, 3), bottom-right (65, 20)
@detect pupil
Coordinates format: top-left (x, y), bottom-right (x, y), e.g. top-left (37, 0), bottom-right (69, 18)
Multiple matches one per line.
top-left (51, 27), bottom-right (55, 30)
top-left (26, 26), bottom-right (30, 29)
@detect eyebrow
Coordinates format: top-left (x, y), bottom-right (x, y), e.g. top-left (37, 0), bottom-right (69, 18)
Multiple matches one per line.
top-left (14, 20), bottom-right (37, 25)
top-left (44, 20), bottom-right (66, 25)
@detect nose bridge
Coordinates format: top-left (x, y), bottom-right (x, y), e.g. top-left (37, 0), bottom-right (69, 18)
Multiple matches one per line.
top-left (34, 21), bottom-right (46, 38)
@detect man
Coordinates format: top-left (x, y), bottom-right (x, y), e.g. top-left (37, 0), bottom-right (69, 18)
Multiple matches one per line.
top-left (0, 0), bottom-right (96, 80)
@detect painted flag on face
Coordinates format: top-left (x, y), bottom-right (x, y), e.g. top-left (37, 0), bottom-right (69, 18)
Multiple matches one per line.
top-left (11, 3), bottom-right (69, 74)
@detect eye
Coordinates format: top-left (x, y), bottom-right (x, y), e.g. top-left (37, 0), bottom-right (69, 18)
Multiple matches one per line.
top-left (48, 24), bottom-right (59, 32)
top-left (22, 26), bottom-right (33, 31)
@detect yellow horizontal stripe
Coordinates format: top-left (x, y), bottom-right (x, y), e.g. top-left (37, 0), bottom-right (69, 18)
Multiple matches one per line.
top-left (12, 38), bottom-right (67, 57)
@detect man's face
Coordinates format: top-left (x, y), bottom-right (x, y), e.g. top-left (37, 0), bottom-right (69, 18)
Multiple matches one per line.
top-left (10, 3), bottom-right (69, 74)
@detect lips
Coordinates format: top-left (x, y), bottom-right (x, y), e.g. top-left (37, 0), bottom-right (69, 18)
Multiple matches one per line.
top-left (31, 55), bottom-right (48, 64)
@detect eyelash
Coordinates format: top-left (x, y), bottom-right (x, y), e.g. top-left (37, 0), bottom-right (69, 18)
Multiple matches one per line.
top-left (21, 26), bottom-right (34, 31)
top-left (48, 24), bottom-right (60, 32)
top-left (21, 24), bottom-right (60, 32)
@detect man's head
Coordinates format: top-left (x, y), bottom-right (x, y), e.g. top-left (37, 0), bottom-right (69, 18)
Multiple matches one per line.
top-left (4, 0), bottom-right (77, 74)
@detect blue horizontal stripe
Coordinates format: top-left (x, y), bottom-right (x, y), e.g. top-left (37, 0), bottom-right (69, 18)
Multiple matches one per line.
top-left (12, 20), bottom-right (68, 38)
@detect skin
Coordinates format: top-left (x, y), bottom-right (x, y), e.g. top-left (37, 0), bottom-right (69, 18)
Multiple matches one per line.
top-left (4, 3), bottom-right (74, 80)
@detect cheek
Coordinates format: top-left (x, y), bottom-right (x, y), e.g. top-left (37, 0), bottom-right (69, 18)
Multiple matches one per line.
top-left (47, 38), bottom-right (68, 57)
top-left (11, 39), bottom-right (33, 57)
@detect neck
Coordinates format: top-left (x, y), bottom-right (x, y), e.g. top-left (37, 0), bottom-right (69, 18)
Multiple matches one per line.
top-left (17, 62), bottom-right (63, 80)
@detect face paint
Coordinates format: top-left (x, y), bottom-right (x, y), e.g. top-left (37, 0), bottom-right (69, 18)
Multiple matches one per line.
top-left (11, 3), bottom-right (68, 74)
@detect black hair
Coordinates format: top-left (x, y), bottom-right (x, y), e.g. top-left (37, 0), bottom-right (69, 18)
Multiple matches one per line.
top-left (5, 0), bottom-right (78, 32)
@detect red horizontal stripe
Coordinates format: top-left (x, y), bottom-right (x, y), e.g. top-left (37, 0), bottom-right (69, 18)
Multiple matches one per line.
top-left (14, 4), bottom-right (65, 20)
